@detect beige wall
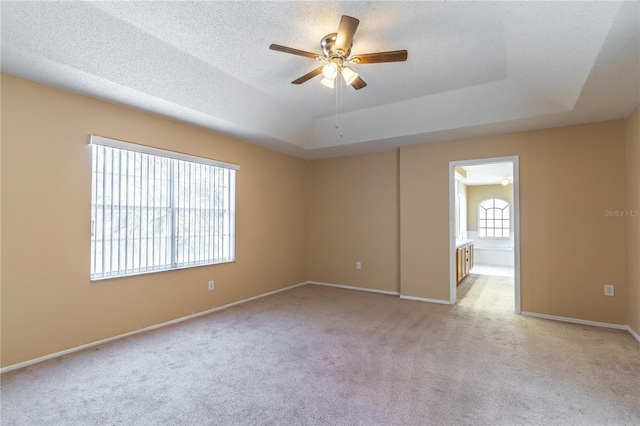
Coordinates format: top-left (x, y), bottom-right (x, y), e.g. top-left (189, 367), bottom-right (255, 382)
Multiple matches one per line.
top-left (466, 184), bottom-right (514, 232)
top-left (400, 122), bottom-right (629, 323)
top-left (308, 151), bottom-right (399, 293)
top-left (2, 73), bottom-right (637, 368)
top-left (1, 74), bottom-right (309, 367)
top-left (627, 105), bottom-right (640, 336)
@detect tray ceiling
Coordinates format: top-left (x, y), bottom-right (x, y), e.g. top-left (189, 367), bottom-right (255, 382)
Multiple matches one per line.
top-left (2, 1), bottom-right (638, 159)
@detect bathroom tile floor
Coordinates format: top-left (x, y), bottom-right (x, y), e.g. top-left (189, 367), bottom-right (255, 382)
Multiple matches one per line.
top-left (469, 264), bottom-right (514, 277)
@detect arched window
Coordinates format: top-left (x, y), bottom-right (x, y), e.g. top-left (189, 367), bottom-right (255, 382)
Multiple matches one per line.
top-left (478, 198), bottom-right (510, 238)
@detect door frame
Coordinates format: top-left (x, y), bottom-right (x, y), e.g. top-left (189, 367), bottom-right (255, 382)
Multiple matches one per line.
top-left (448, 156), bottom-right (521, 313)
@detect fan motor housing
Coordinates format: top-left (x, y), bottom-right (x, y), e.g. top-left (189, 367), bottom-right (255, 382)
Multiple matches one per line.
top-left (321, 33), bottom-right (352, 58)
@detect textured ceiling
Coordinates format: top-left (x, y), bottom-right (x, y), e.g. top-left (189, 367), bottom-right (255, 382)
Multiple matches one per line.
top-left (1, 1), bottom-right (639, 159)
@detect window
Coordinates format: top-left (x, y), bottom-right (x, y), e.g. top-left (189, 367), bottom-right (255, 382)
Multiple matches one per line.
top-left (478, 198), bottom-right (510, 238)
top-left (90, 135), bottom-right (238, 280)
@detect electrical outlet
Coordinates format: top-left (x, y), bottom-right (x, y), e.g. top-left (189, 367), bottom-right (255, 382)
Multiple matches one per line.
top-left (356, 261), bottom-right (362, 270)
top-left (604, 284), bottom-right (614, 296)
top-left (208, 280), bottom-right (215, 291)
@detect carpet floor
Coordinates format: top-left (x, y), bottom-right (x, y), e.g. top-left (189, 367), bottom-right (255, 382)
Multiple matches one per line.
top-left (2, 276), bottom-right (639, 425)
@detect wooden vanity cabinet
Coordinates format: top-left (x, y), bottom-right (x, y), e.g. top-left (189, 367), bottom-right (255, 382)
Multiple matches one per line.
top-left (456, 242), bottom-right (474, 283)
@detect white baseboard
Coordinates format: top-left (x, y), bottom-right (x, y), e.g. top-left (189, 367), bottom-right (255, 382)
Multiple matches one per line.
top-left (0, 281), bottom-right (309, 374)
top-left (308, 281), bottom-right (400, 296)
top-left (520, 311), bottom-right (628, 330)
top-left (309, 282), bottom-right (451, 306)
top-left (6, 284), bottom-right (637, 374)
top-left (628, 325), bottom-right (640, 344)
top-left (521, 312), bottom-right (640, 344)
top-left (399, 295), bottom-right (452, 305)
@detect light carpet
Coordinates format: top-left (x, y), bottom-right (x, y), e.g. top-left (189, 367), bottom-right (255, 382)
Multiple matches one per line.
top-left (2, 276), bottom-right (639, 425)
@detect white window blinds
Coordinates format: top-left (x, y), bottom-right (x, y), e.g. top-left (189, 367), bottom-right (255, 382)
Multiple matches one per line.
top-left (90, 135), bottom-right (238, 280)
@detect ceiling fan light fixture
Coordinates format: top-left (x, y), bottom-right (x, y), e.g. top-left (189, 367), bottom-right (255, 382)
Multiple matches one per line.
top-left (322, 62), bottom-right (339, 80)
top-left (320, 77), bottom-right (335, 89)
top-left (341, 66), bottom-right (359, 86)
top-left (269, 15), bottom-right (407, 91)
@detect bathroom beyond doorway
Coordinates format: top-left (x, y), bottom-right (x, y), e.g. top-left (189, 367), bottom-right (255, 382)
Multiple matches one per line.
top-left (449, 156), bottom-right (521, 311)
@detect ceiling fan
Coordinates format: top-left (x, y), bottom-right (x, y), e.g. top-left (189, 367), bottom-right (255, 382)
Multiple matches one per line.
top-left (269, 15), bottom-right (408, 90)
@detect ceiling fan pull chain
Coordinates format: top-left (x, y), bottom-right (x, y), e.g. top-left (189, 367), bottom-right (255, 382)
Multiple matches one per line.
top-left (335, 76), bottom-right (339, 131)
top-left (339, 76), bottom-right (343, 138)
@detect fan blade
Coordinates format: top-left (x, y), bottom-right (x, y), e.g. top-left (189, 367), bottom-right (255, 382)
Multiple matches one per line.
top-left (350, 75), bottom-right (367, 90)
top-left (353, 50), bottom-right (408, 64)
top-left (292, 67), bottom-right (324, 84)
top-left (269, 44), bottom-right (318, 59)
top-left (335, 15), bottom-right (359, 54)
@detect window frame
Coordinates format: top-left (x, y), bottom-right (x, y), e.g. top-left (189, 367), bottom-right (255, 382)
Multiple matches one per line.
top-left (477, 197), bottom-right (510, 239)
top-left (89, 135), bottom-right (239, 281)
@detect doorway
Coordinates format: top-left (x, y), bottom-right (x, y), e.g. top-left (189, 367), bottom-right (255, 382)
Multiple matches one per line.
top-left (449, 156), bottom-right (521, 313)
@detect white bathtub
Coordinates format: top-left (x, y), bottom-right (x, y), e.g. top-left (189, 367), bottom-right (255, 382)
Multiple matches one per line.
top-left (474, 246), bottom-right (514, 266)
